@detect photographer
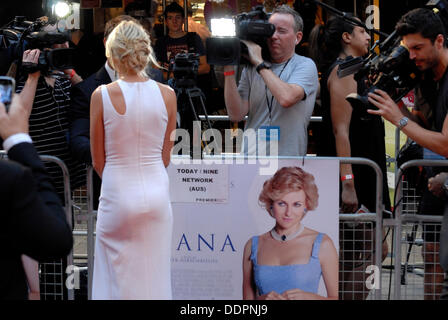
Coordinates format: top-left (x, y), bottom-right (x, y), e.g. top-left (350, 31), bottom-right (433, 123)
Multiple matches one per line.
top-left (368, 8), bottom-right (448, 299)
top-left (223, 5), bottom-right (318, 156)
top-left (154, 2), bottom-right (210, 82)
top-left (16, 25), bottom-right (86, 202)
top-left (0, 95), bottom-right (73, 300)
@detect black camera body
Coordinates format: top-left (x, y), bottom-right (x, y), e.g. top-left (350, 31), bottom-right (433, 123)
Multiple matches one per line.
top-left (206, 5), bottom-right (275, 66)
top-left (0, 16), bottom-right (75, 76)
top-left (339, 0), bottom-right (448, 113)
top-left (344, 37), bottom-right (422, 113)
top-left (172, 52), bottom-right (200, 88)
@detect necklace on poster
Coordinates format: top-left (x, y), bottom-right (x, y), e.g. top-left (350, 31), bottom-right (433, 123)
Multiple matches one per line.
top-left (270, 223), bottom-right (305, 242)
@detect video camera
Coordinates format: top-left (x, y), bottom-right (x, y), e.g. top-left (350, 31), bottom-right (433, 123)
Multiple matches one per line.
top-left (206, 5), bottom-right (275, 66)
top-left (172, 52), bottom-right (200, 88)
top-left (0, 16), bottom-right (75, 77)
top-left (337, 0), bottom-right (448, 113)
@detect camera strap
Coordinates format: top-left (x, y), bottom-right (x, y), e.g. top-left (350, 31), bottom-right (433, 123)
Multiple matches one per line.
top-left (265, 58), bottom-right (291, 124)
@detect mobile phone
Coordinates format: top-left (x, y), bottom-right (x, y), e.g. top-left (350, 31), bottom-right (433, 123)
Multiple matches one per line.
top-left (0, 76), bottom-right (15, 112)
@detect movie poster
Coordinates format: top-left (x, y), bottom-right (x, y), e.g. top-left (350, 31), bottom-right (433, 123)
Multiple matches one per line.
top-left (168, 158), bottom-right (339, 300)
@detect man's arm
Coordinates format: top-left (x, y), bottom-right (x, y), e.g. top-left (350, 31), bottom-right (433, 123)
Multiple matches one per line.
top-left (17, 50), bottom-right (41, 112)
top-left (242, 40), bottom-right (306, 108)
top-left (258, 68), bottom-right (305, 108)
top-left (198, 55), bottom-right (210, 75)
top-left (193, 32), bottom-right (210, 75)
top-left (368, 89), bottom-right (448, 157)
top-left (223, 65), bottom-right (249, 122)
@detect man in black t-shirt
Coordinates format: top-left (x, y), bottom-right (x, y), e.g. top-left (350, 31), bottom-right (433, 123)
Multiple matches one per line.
top-left (154, 2), bottom-right (210, 82)
top-left (368, 8), bottom-right (448, 300)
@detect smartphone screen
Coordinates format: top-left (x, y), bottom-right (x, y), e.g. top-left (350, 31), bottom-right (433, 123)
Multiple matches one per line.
top-left (0, 76), bottom-right (15, 112)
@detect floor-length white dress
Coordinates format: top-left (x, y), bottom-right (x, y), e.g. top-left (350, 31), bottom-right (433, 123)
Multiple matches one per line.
top-left (92, 79), bottom-right (173, 299)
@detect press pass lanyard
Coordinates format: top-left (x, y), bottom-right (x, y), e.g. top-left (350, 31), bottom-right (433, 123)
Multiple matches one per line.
top-left (265, 58), bottom-right (291, 124)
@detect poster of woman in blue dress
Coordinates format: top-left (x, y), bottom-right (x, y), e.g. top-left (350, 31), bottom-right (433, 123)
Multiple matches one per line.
top-left (242, 166), bottom-right (339, 300)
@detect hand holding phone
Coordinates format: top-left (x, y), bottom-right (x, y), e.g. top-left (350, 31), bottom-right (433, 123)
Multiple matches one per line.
top-left (0, 76), bottom-right (15, 113)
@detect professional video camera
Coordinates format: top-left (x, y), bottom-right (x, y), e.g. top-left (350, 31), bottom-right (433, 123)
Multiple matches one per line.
top-left (335, 0), bottom-right (448, 113)
top-left (172, 52), bottom-right (200, 88)
top-left (206, 5), bottom-right (275, 66)
top-left (0, 16), bottom-right (75, 76)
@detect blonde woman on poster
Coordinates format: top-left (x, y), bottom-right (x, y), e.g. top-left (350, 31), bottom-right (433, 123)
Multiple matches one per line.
top-left (242, 167), bottom-right (338, 300)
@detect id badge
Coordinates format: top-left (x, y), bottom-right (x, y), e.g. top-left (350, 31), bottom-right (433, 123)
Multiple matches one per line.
top-left (259, 126), bottom-right (280, 141)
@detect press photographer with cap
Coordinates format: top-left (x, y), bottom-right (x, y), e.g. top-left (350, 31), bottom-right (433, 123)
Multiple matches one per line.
top-left (223, 5), bottom-right (318, 157)
top-left (367, 8), bottom-right (448, 299)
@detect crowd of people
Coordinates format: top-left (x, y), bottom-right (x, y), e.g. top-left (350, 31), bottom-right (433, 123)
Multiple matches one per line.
top-left (1, 1), bottom-right (447, 301)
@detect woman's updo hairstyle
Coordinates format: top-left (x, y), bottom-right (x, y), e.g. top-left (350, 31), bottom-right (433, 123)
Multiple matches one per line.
top-left (259, 167), bottom-right (319, 212)
top-left (105, 20), bottom-right (158, 77)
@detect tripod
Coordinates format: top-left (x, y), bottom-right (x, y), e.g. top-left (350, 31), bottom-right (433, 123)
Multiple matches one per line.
top-left (175, 81), bottom-right (214, 159)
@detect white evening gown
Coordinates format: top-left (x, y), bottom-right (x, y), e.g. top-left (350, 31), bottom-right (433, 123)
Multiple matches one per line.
top-left (92, 79), bottom-right (173, 299)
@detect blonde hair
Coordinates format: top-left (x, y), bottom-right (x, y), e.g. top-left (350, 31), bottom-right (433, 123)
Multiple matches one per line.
top-left (259, 167), bottom-right (319, 212)
top-left (105, 20), bottom-right (159, 77)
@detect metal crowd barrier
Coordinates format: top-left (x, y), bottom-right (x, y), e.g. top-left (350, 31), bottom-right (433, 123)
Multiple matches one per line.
top-left (338, 157), bottom-right (383, 300)
top-left (394, 159), bottom-right (448, 300)
top-left (78, 156), bottom-right (383, 300)
top-left (0, 151), bottom-right (74, 300)
top-left (7, 148), bottom-right (445, 300)
top-left (198, 115), bottom-right (323, 122)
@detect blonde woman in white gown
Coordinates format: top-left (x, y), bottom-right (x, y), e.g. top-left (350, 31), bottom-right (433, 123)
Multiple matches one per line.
top-left (90, 20), bottom-right (177, 299)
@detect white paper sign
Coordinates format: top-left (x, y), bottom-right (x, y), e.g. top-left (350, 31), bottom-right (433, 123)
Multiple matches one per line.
top-left (168, 163), bottom-right (228, 203)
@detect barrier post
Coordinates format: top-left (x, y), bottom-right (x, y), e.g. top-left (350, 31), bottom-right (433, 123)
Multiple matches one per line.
top-left (396, 159), bottom-right (448, 300)
top-left (40, 155), bottom-right (74, 300)
top-left (339, 157), bottom-right (384, 300)
top-left (86, 166), bottom-right (95, 300)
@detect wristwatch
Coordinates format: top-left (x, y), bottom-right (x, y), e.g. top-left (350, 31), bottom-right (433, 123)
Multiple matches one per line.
top-left (256, 61), bottom-right (271, 74)
top-left (398, 117), bottom-right (409, 130)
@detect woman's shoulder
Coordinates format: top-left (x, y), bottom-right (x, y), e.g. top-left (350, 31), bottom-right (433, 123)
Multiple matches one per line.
top-left (303, 228), bottom-right (332, 245)
top-left (156, 82), bottom-right (175, 94)
top-left (91, 85), bottom-right (104, 98)
top-left (318, 233), bottom-right (336, 253)
top-left (244, 232), bottom-right (269, 247)
top-left (156, 82), bottom-right (176, 106)
top-left (303, 227), bottom-right (319, 237)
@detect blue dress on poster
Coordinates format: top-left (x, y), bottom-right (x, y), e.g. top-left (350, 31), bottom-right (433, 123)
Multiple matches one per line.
top-left (251, 233), bottom-right (324, 295)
